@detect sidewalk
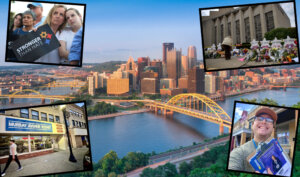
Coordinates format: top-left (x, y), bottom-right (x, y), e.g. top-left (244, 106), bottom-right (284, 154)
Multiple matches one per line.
top-left (205, 56), bottom-right (281, 70)
top-left (0, 147), bottom-right (88, 177)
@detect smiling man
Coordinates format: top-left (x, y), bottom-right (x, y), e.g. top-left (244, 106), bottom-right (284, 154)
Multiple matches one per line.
top-left (228, 107), bottom-right (291, 174)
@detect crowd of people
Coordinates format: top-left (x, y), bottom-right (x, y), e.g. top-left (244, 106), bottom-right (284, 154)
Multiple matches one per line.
top-left (7, 2), bottom-right (83, 65)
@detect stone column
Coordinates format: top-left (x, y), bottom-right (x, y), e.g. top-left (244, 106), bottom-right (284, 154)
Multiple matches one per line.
top-left (216, 18), bottom-right (221, 44)
top-left (239, 9), bottom-right (245, 43)
top-left (259, 5), bottom-right (267, 36)
top-left (230, 13), bottom-right (235, 44)
top-left (224, 15), bottom-right (228, 38)
top-left (272, 4), bottom-right (279, 28)
top-left (249, 6), bottom-right (255, 41)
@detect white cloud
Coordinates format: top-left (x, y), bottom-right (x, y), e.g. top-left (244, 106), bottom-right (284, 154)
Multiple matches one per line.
top-left (280, 2), bottom-right (295, 27)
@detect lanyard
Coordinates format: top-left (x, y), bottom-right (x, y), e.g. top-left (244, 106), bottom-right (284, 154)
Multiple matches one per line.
top-left (252, 139), bottom-right (257, 149)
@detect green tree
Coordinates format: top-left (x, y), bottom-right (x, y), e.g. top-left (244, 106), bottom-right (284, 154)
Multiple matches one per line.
top-left (179, 161), bottom-right (192, 176)
top-left (264, 27), bottom-right (297, 40)
top-left (99, 151), bottom-right (120, 175)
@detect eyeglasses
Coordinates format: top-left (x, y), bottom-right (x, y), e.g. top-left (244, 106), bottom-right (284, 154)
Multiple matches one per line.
top-left (255, 116), bottom-right (274, 124)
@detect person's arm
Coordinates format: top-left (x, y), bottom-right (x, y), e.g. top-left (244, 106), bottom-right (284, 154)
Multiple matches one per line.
top-left (68, 28), bottom-right (82, 65)
top-left (228, 148), bottom-right (244, 170)
top-left (11, 144), bottom-right (15, 159)
top-left (58, 40), bottom-right (69, 59)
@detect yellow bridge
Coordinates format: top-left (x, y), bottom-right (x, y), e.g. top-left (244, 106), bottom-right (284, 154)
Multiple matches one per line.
top-left (96, 93), bottom-right (232, 135)
top-left (0, 89), bottom-right (75, 104)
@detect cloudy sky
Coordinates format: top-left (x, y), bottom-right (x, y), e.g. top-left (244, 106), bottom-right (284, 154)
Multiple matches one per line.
top-left (0, 0), bottom-right (297, 66)
top-left (234, 102), bottom-right (256, 123)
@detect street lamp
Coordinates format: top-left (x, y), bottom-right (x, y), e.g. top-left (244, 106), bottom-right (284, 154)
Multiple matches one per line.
top-left (60, 105), bottom-right (77, 162)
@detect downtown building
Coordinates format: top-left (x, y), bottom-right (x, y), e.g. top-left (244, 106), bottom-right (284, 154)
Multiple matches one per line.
top-left (188, 67), bottom-right (205, 94)
top-left (166, 48), bottom-right (182, 85)
top-left (201, 3), bottom-right (291, 47)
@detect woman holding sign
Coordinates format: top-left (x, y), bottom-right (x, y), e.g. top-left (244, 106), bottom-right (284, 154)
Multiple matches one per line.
top-left (58, 8), bottom-right (83, 64)
top-left (35, 5), bottom-right (67, 64)
top-left (7, 11), bottom-right (35, 61)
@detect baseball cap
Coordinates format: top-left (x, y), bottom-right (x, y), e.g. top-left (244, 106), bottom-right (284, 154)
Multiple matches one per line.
top-left (27, 3), bottom-right (43, 8)
top-left (255, 107), bottom-right (277, 123)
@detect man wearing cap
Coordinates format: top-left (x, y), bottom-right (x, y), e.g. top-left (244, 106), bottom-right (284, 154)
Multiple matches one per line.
top-left (27, 3), bottom-right (45, 28)
top-left (228, 107), bottom-right (291, 174)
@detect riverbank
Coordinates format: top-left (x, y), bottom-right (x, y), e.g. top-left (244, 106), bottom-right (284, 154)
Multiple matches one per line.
top-left (224, 86), bottom-right (267, 97)
top-left (88, 109), bottom-right (151, 120)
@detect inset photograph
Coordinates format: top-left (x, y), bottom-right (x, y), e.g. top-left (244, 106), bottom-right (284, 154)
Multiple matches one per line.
top-left (200, 1), bottom-right (299, 71)
top-left (0, 101), bottom-right (92, 177)
top-left (227, 101), bottom-right (299, 176)
top-left (5, 0), bottom-right (85, 67)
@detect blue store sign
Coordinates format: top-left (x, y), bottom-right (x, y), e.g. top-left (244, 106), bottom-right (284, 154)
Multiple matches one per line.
top-left (6, 117), bottom-right (52, 132)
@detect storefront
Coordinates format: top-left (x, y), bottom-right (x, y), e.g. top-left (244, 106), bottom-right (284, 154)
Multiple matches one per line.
top-left (0, 115), bottom-right (67, 163)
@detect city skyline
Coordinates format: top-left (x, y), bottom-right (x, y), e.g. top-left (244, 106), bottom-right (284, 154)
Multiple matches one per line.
top-left (0, 0), bottom-right (298, 66)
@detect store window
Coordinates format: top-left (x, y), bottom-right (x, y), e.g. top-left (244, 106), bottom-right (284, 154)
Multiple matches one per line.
top-left (49, 114), bottom-right (54, 122)
top-left (0, 136), bottom-right (30, 156)
top-left (20, 108), bottom-right (29, 118)
top-left (31, 136), bottom-right (52, 151)
top-left (31, 110), bottom-right (39, 120)
top-left (41, 112), bottom-right (47, 121)
top-left (55, 116), bottom-right (60, 123)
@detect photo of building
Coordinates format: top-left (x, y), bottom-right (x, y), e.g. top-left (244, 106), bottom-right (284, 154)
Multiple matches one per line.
top-left (200, 1), bottom-right (299, 71)
top-left (0, 102), bottom-right (92, 176)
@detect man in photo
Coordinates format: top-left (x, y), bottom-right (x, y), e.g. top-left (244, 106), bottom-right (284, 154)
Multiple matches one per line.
top-left (1, 140), bottom-right (23, 177)
top-left (27, 2), bottom-right (45, 28)
top-left (228, 107), bottom-right (291, 174)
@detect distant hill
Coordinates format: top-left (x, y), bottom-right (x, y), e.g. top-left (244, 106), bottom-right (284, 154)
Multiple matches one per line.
top-left (84, 61), bottom-right (126, 73)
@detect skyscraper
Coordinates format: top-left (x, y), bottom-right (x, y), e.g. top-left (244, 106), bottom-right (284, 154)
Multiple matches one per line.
top-left (87, 75), bottom-right (95, 96)
top-left (188, 66), bottom-right (205, 93)
top-left (181, 55), bottom-right (188, 77)
top-left (162, 43), bottom-right (174, 64)
top-left (162, 43), bottom-right (174, 78)
top-left (187, 46), bottom-right (197, 69)
top-left (167, 48), bottom-right (181, 85)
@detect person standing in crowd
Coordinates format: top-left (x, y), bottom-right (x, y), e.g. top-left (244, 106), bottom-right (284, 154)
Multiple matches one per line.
top-left (27, 2), bottom-right (46, 28)
top-left (1, 140), bottom-right (23, 177)
top-left (35, 4), bottom-right (67, 64)
top-left (222, 36), bottom-right (233, 60)
top-left (7, 10), bottom-right (35, 61)
top-left (58, 8), bottom-right (83, 64)
top-left (9, 13), bottom-right (23, 32)
top-left (6, 13), bottom-right (23, 60)
top-left (13, 10), bottom-right (36, 35)
top-left (68, 27), bottom-right (83, 65)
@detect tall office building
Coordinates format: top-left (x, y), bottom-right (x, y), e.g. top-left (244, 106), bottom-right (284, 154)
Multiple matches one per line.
top-left (188, 67), bottom-right (205, 93)
top-left (162, 43), bottom-right (174, 64)
top-left (188, 46), bottom-right (197, 69)
top-left (92, 72), bottom-right (99, 89)
top-left (167, 48), bottom-right (181, 85)
top-left (87, 75), bottom-right (95, 96)
top-left (181, 55), bottom-right (189, 77)
top-left (205, 75), bottom-right (216, 94)
top-left (162, 43), bottom-right (174, 78)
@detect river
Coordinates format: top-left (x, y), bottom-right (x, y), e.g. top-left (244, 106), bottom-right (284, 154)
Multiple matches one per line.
top-left (89, 88), bottom-right (300, 161)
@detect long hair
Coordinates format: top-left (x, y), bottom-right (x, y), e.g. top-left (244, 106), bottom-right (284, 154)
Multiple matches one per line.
top-left (10, 13), bottom-right (23, 31)
top-left (43, 4), bottom-right (67, 33)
